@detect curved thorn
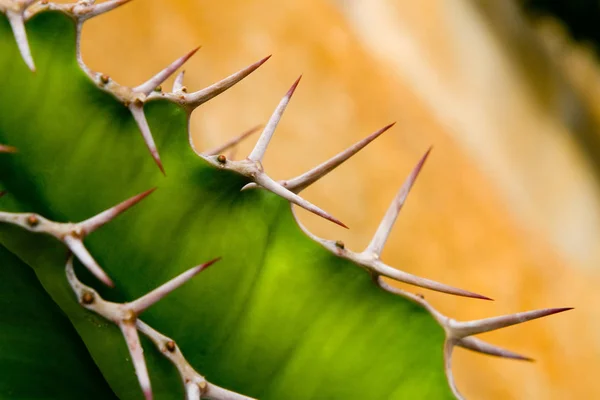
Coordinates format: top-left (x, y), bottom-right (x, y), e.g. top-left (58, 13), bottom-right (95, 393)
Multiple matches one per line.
top-left (205, 125), bottom-right (262, 156)
top-left (79, 188), bottom-right (156, 235)
top-left (366, 148), bottom-right (431, 257)
top-left (129, 258), bottom-right (220, 314)
top-left (444, 341), bottom-right (465, 400)
top-left (173, 70), bottom-right (185, 92)
top-left (0, 144), bottom-right (17, 153)
top-left (133, 47), bottom-right (200, 95)
top-left (63, 235), bottom-right (114, 287)
top-left (119, 322), bottom-right (153, 400)
top-left (129, 104), bottom-right (165, 174)
top-left (6, 11), bottom-right (35, 72)
top-left (449, 308), bottom-right (573, 338)
top-left (373, 260), bottom-right (491, 300)
top-left (283, 122), bottom-right (396, 193)
top-left (78, 0), bottom-right (133, 21)
top-left (255, 172), bottom-right (347, 228)
top-left (186, 55), bottom-right (271, 109)
top-left (456, 337), bottom-right (534, 362)
top-left (248, 76), bottom-right (301, 162)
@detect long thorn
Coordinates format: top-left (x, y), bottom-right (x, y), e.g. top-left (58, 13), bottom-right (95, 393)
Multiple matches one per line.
top-left (129, 258), bottom-right (220, 314)
top-left (248, 76), bottom-right (301, 162)
top-left (129, 105), bottom-right (164, 174)
top-left (6, 11), bottom-right (35, 72)
top-left (205, 125), bottom-right (262, 156)
top-left (373, 260), bottom-right (491, 300)
top-left (63, 235), bottom-right (114, 287)
top-left (133, 47), bottom-right (200, 95)
top-left (444, 341), bottom-right (465, 400)
top-left (77, 0), bottom-right (133, 21)
top-left (185, 55), bottom-right (271, 108)
top-left (450, 308), bottom-right (573, 338)
top-left (79, 188), bottom-right (156, 235)
top-left (456, 337), bottom-right (533, 361)
top-left (255, 173), bottom-right (347, 228)
top-left (119, 322), bottom-right (153, 400)
top-left (283, 123), bottom-right (395, 193)
top-left (366, 148), bottom-right (431, 257)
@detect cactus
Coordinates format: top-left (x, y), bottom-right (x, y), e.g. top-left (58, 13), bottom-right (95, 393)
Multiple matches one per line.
top-left (0, 1), bottom-right (572, 399)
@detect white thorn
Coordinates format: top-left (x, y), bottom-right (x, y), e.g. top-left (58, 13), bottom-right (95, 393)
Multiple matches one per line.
top-left (185, 383), bottom-right (201, 400)
top-left (444, 340), bottom-right (465, 400)
top-left (185, 55), bottom-right (271, 109)
top-left (63, 235), bottom-right (114, 287)
top-left (6, 10), bottom-right (35, 71)
top-left (79, 188), bottom-right (155, 235)
top-left (129, 104), bottom-right (165, 174)
top-left (129, 258), bottom-right (219, 314)
top-left (204, 125), bottom-right (261, 156)
top-left (371, 260), bottom-right (491, 300)
top-left (119, 322), bottom-right (153, 400)
top-left (282, 123), bottom-right (395, 193)
top-left (173, 70), bottom-right (185, 92)
top-left (365, 148), bottom-right (430, 257)
top-left (248, 76), bottom-right (301, 162)
top-left (133, 47), bottom-right (199, 95)
top-left (448, 308), bottom-right (573, 339)
top-left (76, 0), bottom-right (133, 21)
top-left (254, 172), bottom-right (347, 228)
top-left (456, 337), bottom-right (533, 361)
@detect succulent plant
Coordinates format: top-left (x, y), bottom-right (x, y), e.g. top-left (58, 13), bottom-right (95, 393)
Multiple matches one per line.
top-left (0, 1), bottom-right (572, 399)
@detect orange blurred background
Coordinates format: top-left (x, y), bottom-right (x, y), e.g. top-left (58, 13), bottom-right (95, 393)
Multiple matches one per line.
top-left (71, 0), bottom-right (600, 398)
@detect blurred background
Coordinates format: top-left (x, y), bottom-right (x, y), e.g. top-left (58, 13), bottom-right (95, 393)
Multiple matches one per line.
top-left (72, 0), bottom-right (600, 398)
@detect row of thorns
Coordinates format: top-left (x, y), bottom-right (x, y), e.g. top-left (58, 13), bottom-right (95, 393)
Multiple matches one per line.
top-left (0, 1), bottom-right (571, 399)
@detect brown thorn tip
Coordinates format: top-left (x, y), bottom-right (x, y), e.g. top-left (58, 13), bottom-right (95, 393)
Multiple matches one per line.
top-left (287, 75), bottom-right (302, 96)
top-left (199, 257), bottom-right (221, 271)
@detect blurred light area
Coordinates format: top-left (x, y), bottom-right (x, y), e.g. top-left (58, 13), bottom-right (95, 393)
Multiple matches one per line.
top-left (71, 0), bottom-right (598, 398)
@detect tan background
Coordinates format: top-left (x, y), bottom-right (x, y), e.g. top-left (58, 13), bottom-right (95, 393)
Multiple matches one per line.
top-left (70, 0), bottom-right (600, 398)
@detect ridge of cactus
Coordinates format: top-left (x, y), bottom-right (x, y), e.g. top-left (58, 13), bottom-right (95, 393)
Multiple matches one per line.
top-left (0, 2), bottom-right (572, 399)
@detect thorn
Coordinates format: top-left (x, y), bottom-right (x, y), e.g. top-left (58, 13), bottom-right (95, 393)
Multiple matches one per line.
top-left (373, 261), bottom-right (491, 300)
top-left (173, 70), bottom-right (185, 92)
top-left (186, 383), bottom-right (201, 400)
top-left (282, 123), bottom-right (395, 193)
top-left (129, 104), bottom-right (165, 174)
top-left (129, 258), bottom-right (220, 314)
top-left (185, 55), bottom-right (271, 108)
top-left (255, 173), bottom-right (347, 228)
top-left (79, 188), bottom-right (156, 234)
top-left (456, 337), bottom-right (534, 362)
top-left (6, 11), bottom-right (35, 71)
top-left (119, 322), bottom-right (153, 400)
top-left (0, 144), bottom-right (17, 153)
top-left (77, 0), bottom-right (134, 22)
top-left (205, 125), bottom-right (262, 156)
top-left (133, 47), bottom-right (200, 95)
top-left (444, 341), bottom-right (465, 400)
top-left (63, 235), bottom-right (114, 287)
top-left (248, 76), bottom-right (301, 162)
top-left (365, 148), bottom-right (431, 257)
top-left (449, 307), bottom-right (573, 338)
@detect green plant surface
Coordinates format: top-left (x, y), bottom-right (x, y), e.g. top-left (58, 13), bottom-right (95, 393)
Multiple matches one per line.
top-left (0, 242), bottom-right (117, 400)
top-left (0, 10), bottom-right (453, 400)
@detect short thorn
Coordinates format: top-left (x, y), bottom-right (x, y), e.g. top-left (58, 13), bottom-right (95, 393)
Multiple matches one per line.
top-left (119, 322), bottom-right (153, 400)
top-left (456, 337), bottom-right (534, 362)
top-left (173, 70), bottom-right (185, 92)
top-left (365, 148), bottom-right (431, 257)
top-left (0, 144), bottom-right (18, 153)
top-left (7, 11), bottom-right (35, 72)
top-left (63, 235), bottom-right (114, 287)
top-left (129, 105), bottom-right (165, 174)
top-left (205, 125), bottom-right (262, 156)
top-left (248, 76), bottom-right (301, 162)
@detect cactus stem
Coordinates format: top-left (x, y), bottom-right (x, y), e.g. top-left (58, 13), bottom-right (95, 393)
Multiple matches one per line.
top-left (133, 47), bottom-right (200, 95)
top-left (365, 148), bottom-right (431, 258)
top-left (248, 76), bottom-right (301, 162)
top-left (128, 104), bottom-right (165, 174)
top-left (4, 2), bottom-right (35, 72)
top-left (281, 122), bottom-right (396, 193)
top-left (205, 125), bottom-right (262, 156)
top-left (446, 307), bottom-right (573, 339)
top-left (455, 336), bottom-right (533, 362)
top-left (129, 258), bottom-right (220, 315)
top-left (173, 70), bottom-right (185, 92)
top-left (177, 55), bottom-right (272, 110)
